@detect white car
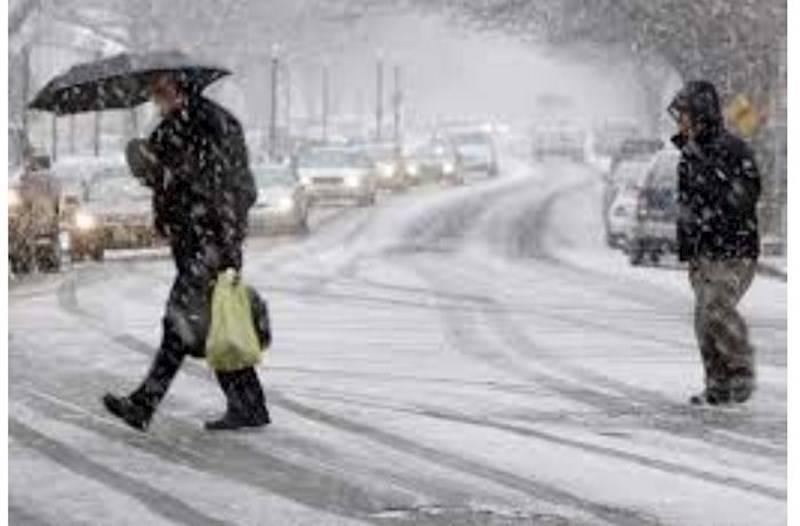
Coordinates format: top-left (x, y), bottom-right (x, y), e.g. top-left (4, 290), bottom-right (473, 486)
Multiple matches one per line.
top-left (625, 150), bottom-right (681, 265)
top-left (250, 164), bottom-right (309, 235)
top-left (352, 142), bottom-right (410, 192)
top-left (603, 158), bottom-right (651, 249)
top-left (295, 147), bottom-right (377, 207)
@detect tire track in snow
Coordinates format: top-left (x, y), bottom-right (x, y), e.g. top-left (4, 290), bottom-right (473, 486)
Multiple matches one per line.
top-left (10, 418), bottom-right (234, 526)
top-left (50, 259), bottom-right (657, 526)
top-left (386, 168), bottom-right (784, 459)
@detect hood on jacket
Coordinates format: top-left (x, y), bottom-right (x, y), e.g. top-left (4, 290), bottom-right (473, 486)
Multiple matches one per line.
top-left (668, 80), bottom-right (723, 132)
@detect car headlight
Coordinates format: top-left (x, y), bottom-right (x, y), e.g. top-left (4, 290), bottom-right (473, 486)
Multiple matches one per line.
top-left (406, 163), bottom-right (419, 176)
top-left (276, 197), bottom-right (295, 212)
top-left (378, 162), bottom-right (396, 178)
top-left (300, 175), bottom-right (312, 186)
top-left (8, 189), bottom-right (21, 209)
top-left (345, 175), bottom-right (362, 187)
top-left (75, 210), bottom-right (97, 230)
top-left (442, 161), bottom-right (455, 174)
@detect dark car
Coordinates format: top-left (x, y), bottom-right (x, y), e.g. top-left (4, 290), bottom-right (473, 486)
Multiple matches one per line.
top-left (9, 139), bottom-right (70, 273)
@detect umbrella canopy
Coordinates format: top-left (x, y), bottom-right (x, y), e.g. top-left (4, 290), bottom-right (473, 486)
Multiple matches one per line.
top-left (28, 50), bottom-right (231, 115)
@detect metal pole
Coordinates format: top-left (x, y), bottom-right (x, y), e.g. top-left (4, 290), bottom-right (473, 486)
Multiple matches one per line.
top-left (376, 56), bottom-right (384, 141)
top-left (21, 45), bottom-right (30, 135)
top-left (130, 108), bottom-right (139, 139)
top-left (69, 115), bottom-right (76, 155)
top-left (284, 64), bottom-right (291, 150)
top-left (393, 65), bottom-right (402, 148)
top-left (94, 51), bottom-right (102, 157)
top-left (268, 45), bottom-right (279, 161)
top-left (322, 64), bottom-right (329, 142)
top-left (51, 114), bottom-right (58, 162)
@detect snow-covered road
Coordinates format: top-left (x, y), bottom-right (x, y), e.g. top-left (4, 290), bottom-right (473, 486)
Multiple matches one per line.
top-left (9, 159), bottom-right (786, 526)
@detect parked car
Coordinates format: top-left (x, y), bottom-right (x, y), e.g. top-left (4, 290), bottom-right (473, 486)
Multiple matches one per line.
top-left (73, 168), bottom-right (155, 258)
top-left (250, 163), bottom-right (310, 235)
top-left (625, 150), bottom-right (680, 265)
top-left (409, 139), bottom-right (463, 185)
top-left (294, 146), bottom-right (377, 207)
top-left (447, 130), bottom-right (499, 178)
top-left (603, 158), bottom-right (651, 249)
top-left (9, 143), bottom-right (70, 274)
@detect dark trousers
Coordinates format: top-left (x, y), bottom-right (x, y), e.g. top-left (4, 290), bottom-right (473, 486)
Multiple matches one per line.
top-left (130, 344), bottom-right (268, 421)
top-left (688, 257), bottom-right (757, 391)
top-left (130, 259), bottom-right (268, 419)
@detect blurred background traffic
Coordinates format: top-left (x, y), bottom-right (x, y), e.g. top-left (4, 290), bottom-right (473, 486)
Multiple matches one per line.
top-left (8, 0), bottom-right (787, 277)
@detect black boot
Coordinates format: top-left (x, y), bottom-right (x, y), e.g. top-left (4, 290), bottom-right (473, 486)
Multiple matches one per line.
top-left (689, 388), bottom-right (731, 406)
top-left (730, 375), bottom-right (755, 404)
top-left (206, 368), bottom-right (270, 431)
top-left (102, 393), bottom-right (152, 431)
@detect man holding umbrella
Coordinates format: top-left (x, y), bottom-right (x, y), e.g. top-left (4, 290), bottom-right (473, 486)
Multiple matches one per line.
top-left (104, 71), bottom-right (272, 431)
top-left (29, 51), bottom-right (270, 431)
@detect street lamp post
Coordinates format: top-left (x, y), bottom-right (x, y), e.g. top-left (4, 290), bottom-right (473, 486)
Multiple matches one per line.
top-left (322, 64), bottom-right (330, 142)
top-left (284, 63), bottom-right (291, 148)
top-left (376, 54), bottom-right (384, 141)
top-left (93, 50), bottom-right (102, 157)
top-left (51, 114), bottom-right (58, 162)
top-left (393, 65), bottom-right (402, 148)
top-left (268, 44), bottom-right (280, 161)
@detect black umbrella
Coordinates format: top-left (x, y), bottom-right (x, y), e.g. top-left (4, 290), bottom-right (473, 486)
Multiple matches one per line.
top-left (28, 50), bottom-right (231, 115)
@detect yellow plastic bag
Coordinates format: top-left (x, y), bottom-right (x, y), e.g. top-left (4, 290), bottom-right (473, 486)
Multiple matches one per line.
top-left (205, 269), bottom-right (263, 372)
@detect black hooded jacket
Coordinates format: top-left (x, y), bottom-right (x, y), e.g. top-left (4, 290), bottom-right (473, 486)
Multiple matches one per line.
top-left (130, 96), bottom-right (256, 271)
top-left (669, 81), bottom-right (761, 262)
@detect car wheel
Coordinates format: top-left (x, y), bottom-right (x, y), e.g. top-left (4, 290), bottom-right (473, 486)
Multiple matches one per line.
top-left (91, 245), bottom-right (105, 262)
top-left (35, 242), bottom-right (61, 273)
top-left (10, 241), bottom-right (35, 274)
top-left (629, 248), bottom-right (645, 266)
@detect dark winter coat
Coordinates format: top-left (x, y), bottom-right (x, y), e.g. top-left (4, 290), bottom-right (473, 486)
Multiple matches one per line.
top-left (126, 96), bottom-right (258, 358)
top-left (128, 95), bottom-right (257, 271)
top-left (669, 82), bottom-right (761, 262)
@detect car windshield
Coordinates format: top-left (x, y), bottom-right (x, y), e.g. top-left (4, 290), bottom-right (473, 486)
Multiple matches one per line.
top-left (88, 176), bottom-right (151, 202)
top-left (254, 166), bottom-right (295, 187)
top-left (299, 149), bottom-right (370, 169)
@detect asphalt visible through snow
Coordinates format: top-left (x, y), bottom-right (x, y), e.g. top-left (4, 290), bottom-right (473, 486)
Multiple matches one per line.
top-left (9, 158), bottom-right (787, 526)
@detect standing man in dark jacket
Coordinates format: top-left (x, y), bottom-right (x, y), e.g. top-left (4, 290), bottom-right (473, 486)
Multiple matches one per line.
top-left (668, 80), bottom-right (761, 405)
top-left (103, 72), bottom-right (271, 430)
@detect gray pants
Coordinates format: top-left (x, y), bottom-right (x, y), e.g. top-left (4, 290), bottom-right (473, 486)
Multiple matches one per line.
top-left (688, 258), bottom-right (756, 391)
